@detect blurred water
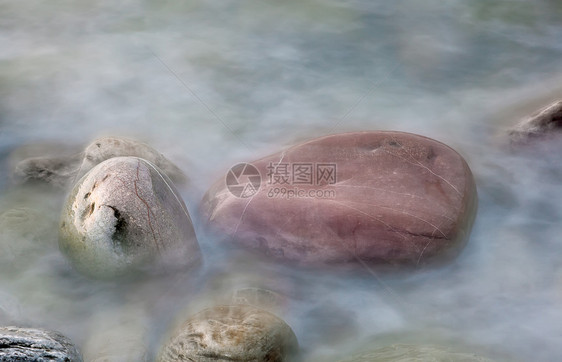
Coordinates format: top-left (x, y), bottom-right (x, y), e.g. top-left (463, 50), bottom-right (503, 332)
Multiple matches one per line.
top-left (1, 0), bottom-right (562, 360)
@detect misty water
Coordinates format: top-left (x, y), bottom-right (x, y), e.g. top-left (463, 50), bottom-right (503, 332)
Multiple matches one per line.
top-left (1, 0), bottom-right (562, 360)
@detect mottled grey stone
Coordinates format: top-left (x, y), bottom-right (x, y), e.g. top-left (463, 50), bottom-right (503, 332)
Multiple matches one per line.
top-left (159, 305), bottom-right (299, 362)
top-left (59, 156), bottom-right (200, 279)
top-left (14, 156), bottom-right (82, 188)
top-left (0, 326), bottom-right (82, 362)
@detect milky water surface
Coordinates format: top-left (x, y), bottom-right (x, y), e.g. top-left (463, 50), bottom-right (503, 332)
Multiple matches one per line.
top-left (1, 0), bottom-right (562, 361)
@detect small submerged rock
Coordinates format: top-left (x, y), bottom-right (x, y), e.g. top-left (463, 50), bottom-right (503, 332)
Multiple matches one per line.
top-left (14, 136), bottom-right (187, 188)
top-left (77, 137), bottom-right (187, 183)
top-left (338, 344), bottom-right (494, 362)
top-left (0, 326), bottom-right (82, 361)
top-left (508, 99), bottom-right (562, 147)
top-left (59, 156), bottom-right (200, 279)
top-left (159, 305), bottom-right (299, 362)
top-left (201, 131), bottom-right (477, 267)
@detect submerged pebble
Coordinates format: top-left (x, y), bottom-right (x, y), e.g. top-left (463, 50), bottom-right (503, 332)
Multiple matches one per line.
top-left (0, 326), bottom-right (82, 362)
top-left (201, 131), bottom-right (477, 267)
top-left (14, 136), bottom-right (187, 188)
top-left (508, 100), bottom-right (562, 147)
top-left (159, 305), bottom-right (299, 362)
top-left (59, 156), bottom-right (200, 279)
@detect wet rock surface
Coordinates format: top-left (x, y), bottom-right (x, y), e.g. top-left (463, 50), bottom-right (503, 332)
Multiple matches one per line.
top-left (201, 131), bottom-right (477, 267)
top-left (159, 305), bottom-right (299, 362)
top-left (338, 344), bottom-right (494, 362)
top-left (509, 100), bottom-right (562, 146)
top-left (59, 156), bottom-right (200, 279)
top-left (0, 326), bottom-right (82, 361)
top-left (14, 136), bottom-right (187, 188)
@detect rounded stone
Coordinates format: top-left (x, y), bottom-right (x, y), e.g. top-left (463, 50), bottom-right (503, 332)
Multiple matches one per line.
top-left (338, 344), bottom-right (494, 362)
top-left (159, 305), bottom-right (299, 362)
top-left (0, 326), bottom-right (83, 361)
top-left (201, 131), bottom-right (477, 267)
top-left (59, 156), bottom-right (200, 279)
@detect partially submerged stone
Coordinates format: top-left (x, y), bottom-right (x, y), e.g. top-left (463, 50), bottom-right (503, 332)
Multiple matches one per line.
top-left (14, 156), bottom-right (82, 188)
top-left (509, 100), bottom-right (562, 146)
top-left (59, 156), bottom-right (200, 279)
top-left (14, 136), bottom-right (187, 188)
top-left (201, 131), bottom-right (477, 267)
top-left (0, 326), bottom-right (82, 361)
top-left (77, 137), bottom-right (187, 183)
top-left (338, 344), bottom-right (494, 362)
top-left (159, 305), bottom-right (299, 362)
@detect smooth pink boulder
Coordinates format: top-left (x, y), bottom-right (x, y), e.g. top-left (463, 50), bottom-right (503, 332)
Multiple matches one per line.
top-left (201, 131), bottom-right (477, 267)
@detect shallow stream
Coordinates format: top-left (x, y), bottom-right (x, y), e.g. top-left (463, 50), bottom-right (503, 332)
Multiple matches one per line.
top-left (1, 1), bottom-right (562, 360)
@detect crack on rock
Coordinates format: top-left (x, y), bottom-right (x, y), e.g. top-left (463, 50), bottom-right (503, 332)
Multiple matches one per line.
top-left (390, 227), bottom-right (448, 241)
top-left (133, 159), bottom-right (162, 254)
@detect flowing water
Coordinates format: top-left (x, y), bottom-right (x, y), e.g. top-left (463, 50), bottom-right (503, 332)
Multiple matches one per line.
top-left (1, 0), bottom-right (562, 360)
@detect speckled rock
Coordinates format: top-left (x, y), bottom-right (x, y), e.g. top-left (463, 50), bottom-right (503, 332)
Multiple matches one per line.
top-left (59, 156), bottom-right (200, 279)
top-left (338, 344), bottom-right (494, 362)
top-left (0, 326), bottom-right (82, 361)
top-left (14, 136), bottom-right (187, 188)
top-left (159, 305), bottom-right (299, 362)
top-left (509, 100), bottom-right (562, 146)
top-left (201, 131), bottom-right (477, 267)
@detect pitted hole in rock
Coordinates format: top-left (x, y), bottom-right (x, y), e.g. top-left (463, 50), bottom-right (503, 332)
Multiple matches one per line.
top-left (105, 205), bottom-right (129, 250)
top-left (84, 192), bottom-right (91, 200)
top-left (88, 202), bottom-right (95, 217)
top-left (427, 146), bottom-right (436, 160)
top-left (81, 202), bottom-right (96, 221)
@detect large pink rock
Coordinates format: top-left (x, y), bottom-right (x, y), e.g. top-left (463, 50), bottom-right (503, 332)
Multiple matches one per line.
top-left (201, 131), bottom-right (477, 267)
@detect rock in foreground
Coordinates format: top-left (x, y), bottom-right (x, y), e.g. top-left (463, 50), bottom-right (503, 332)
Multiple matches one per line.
top-left (0, 326), bottom-right (82, 361)
top-left (159, 305), bottom-right (298, 362)
top-left (201, 131), bottom-right (477, 267)
top-left (59, 156), bottom-right (200, 279)
top-left (338, 344), bottom-right (494, 362)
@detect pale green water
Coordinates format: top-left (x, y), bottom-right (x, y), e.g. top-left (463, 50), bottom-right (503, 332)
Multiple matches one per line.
top-left (1, 0), bottom-right (562, 361)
